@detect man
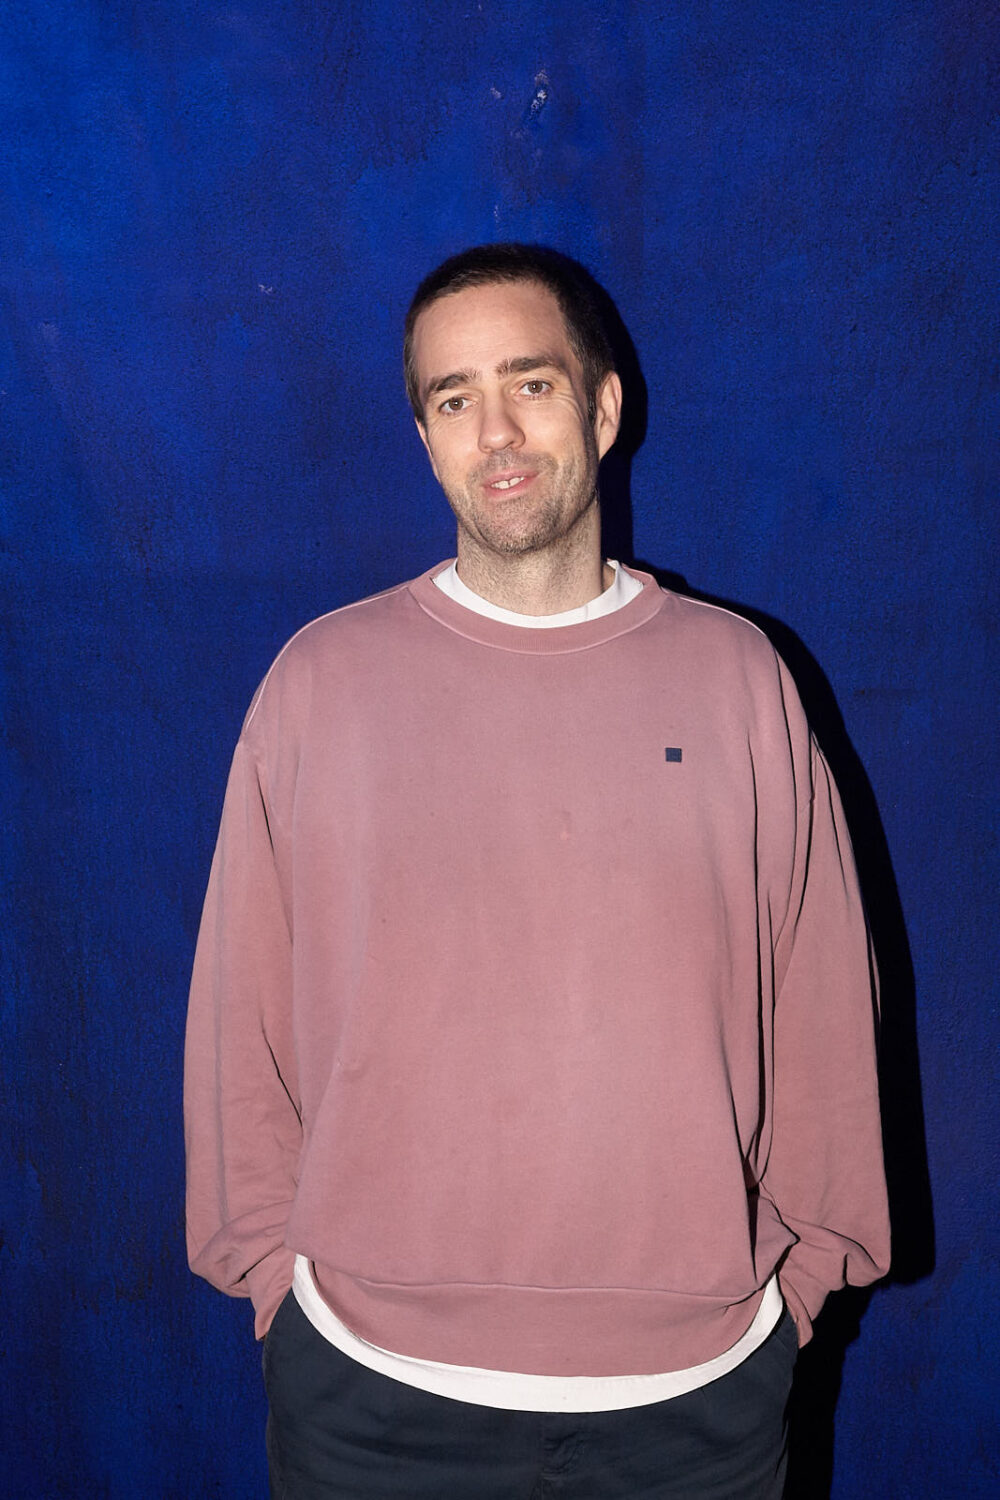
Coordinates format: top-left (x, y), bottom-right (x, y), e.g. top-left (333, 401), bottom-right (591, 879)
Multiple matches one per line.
top-left (185, 244), bottom-right (890, 1498)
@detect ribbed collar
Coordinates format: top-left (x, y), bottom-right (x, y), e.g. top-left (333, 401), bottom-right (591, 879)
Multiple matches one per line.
top-left (433, 558), bottom-right (643, 627)
top-left (409, 561), bottom-right (666, 655)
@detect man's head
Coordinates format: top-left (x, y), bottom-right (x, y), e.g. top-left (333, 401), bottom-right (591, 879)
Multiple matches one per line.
top-left (404, 244), bottom-right (616, 425)
top-left (405, 245), bottom-right (622, 570)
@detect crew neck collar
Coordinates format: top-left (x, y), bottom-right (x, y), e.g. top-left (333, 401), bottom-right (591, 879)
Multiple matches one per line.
top-left (434, 559), bottom-right (642, 628)
top-left (409, 562), bottom-right (666, 654)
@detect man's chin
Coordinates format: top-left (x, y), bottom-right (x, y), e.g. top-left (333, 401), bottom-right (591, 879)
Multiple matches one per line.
top-left (461, 502), bottom-right (570, 559)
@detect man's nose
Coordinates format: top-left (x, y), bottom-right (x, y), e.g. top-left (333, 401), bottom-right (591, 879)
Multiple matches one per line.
top-left (477, 393), bottom-right (524, 453)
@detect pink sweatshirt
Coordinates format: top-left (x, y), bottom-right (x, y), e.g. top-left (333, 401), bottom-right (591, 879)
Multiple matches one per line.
top-left (184, 564), bottom-right (890, 1375)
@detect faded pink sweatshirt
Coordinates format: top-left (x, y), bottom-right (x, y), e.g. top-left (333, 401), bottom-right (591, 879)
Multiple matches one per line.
top-left (184, 564), bottom-right (890, 1375)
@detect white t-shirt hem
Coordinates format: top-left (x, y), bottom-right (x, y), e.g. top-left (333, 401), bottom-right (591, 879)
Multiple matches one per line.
top-left (291, 1256), bottom-right (783, 1413)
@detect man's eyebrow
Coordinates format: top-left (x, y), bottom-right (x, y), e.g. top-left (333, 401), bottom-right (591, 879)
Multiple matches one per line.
top-left (423, 353), bottom-right (569, 405)
top-left (424, 368), bottom-right (481, 400)
top-left (495, 353), bottom-right (569, 378)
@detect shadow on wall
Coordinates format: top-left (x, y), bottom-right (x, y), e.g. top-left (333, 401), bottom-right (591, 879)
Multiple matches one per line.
top-left (681, 589), bottom-right (932, 1499)
top-left (591, 274), bottom-right (933, 1500)
top-left (625, 560), bottom-right (932, 1496)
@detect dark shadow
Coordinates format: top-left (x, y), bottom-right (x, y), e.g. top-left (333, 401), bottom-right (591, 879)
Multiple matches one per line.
top-left (563, 257), bottom-right (932, 1498)
top-left (784, 1285), bottom-right (873, 1498)
top-left (592, 279), bottom-right (645, 565)
top-left (624, 565), bottom-right (933, 1498)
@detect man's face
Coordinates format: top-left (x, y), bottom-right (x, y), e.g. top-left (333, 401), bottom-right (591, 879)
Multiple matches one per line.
top-left (412, 280), bottom-right (620, 562)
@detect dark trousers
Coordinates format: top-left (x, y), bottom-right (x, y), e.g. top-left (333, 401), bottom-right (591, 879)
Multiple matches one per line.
top-left (263, 1291), bottom-right (797, 1499)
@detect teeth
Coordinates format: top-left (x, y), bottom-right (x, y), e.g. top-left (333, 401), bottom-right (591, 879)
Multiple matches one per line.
top-left (492, 476), bottom-right (525, 489)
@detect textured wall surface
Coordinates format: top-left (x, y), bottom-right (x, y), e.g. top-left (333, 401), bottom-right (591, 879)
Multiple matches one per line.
top-left (2, 2), bottom-right (997, 1495)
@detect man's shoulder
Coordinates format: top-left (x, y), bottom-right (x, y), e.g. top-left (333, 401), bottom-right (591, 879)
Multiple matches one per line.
top-left (655, 584), bottom-right (782, 675)
top-left (279, 574), bottom-right (417, 658)
top-left (242, 571), bottom-right (429, 733)
top-left (644, 588), bottom-right (811, 763)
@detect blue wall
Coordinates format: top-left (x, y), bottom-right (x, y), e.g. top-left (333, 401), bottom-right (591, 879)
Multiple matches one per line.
top-left (3, 3), bottom-right (997, 1494)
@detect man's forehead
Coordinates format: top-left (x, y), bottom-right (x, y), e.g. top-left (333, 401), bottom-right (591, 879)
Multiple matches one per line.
top-left (412, 280), bottom-right (576, 388)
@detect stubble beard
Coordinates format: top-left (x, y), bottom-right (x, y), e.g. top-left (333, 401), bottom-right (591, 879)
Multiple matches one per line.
top-left (448, 446), bottom-right (599, 559)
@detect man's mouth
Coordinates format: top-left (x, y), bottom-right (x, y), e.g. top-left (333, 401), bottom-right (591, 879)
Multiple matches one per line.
top-left (476, 457), bottom-right (548, 496)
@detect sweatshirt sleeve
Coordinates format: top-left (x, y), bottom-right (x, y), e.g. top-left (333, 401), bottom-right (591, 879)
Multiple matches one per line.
top-left (184, 729), bottom-right (300, 1339)
top-left (761, 736), bottom-right (891, 1346)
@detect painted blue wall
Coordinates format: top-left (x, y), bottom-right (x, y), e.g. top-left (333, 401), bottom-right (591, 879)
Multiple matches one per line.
top-left (2, 3), bottom-right (996, 1494)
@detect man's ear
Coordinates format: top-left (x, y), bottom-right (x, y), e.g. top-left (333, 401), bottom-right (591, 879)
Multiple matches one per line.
top-left (415, 419), bottom-right (440, 482)
top-left (594, 371), bottom-right (623, 461)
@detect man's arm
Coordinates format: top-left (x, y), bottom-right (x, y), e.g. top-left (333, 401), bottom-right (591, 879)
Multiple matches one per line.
top-left (761, 734), bottom-right (891, 1346)
top-left (184, 732), bottom-right (300, 1339)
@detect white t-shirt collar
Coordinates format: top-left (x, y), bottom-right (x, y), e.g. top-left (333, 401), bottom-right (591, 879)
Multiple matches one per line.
top-left (433, 559), bottom-right (643, 629)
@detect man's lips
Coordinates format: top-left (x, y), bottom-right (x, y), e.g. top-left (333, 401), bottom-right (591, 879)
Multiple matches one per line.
top-left (482, 470), bottom-right (537, 495)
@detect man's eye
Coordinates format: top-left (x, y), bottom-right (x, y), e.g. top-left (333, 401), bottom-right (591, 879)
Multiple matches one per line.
top-left (440, 396), bottom-right (470, 413)
top-left (521, 380), bottom-right (551, 396)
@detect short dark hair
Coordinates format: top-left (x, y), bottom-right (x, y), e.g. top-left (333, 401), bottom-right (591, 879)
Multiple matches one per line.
top-left (404, 243), bottom-right (616, 422)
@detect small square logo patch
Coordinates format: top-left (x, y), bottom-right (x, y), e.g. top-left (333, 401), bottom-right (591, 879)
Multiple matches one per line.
top-left (664, 747), bottom-right (683, 763)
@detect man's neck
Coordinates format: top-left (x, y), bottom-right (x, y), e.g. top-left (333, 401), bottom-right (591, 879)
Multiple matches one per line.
top-left (455, 517), bottom-right (611, 617)
top-left (455, 550), bottom-right (612, 616)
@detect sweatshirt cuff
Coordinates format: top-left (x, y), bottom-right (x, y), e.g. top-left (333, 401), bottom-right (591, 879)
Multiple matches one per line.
top-left (777, 1262), bottom-right (830, 1348)
top-left (246, 1246), bottom-right (297, 1340)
